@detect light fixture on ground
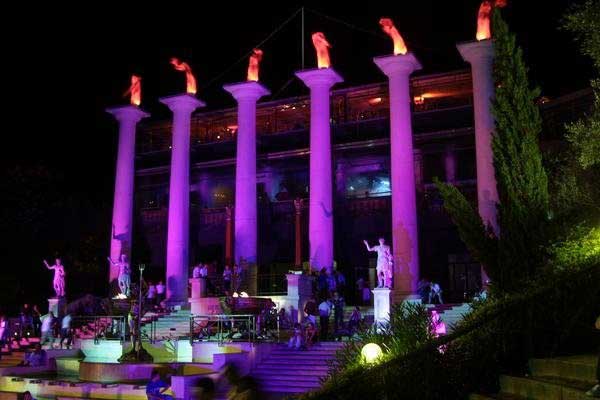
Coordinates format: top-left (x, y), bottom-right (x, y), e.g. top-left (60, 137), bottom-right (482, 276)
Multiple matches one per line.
top-left (361, 343), bottom-right (383, 364)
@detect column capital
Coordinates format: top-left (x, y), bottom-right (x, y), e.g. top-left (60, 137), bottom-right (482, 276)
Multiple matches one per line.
top-left (373, 53), bottom-right (422, 78)
top-left (106, 104), bottom-right (150, 123)
top-left (223, 81), bottom-right (270, 102)
top-left (456, 39), bottom-right (494, 65)
top-left (295, 67), bottom-right (343, 89)
top-left (159, 93), bottom-right (206, 113)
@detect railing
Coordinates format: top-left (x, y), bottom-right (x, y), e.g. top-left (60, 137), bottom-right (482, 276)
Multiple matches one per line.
top-left (257, 273), bottom-right (288, 295)
top-left (190, 314), bottom-right (280, 346)
top-left (71, 315), bottom-right (127, 344)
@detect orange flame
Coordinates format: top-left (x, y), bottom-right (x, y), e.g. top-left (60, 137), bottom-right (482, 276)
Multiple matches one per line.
top-left (124, 75), bottom-right (141, 106)
top-left (476, 0), bottom-right (507, 41)
top-left (311, 32), bottom-right (331, 69)
top-left (247, 48), bottom-right (263, 82)
top-left (379, 18), bottom-right (408, 55)
top-left (170, 57), bottom-right (197, 94)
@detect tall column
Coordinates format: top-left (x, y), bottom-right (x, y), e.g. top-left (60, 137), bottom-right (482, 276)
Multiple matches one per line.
top-left (223, 82), bottom-right (270, 267)
top-left (294, 199), bottom-right (303, 269)
top-left (457, 40), bottom-right (498, 235)
top-left (374, 54), bottom-right (421, 299)
top-left (445, 145), bottom-right (457, 183)
top-left (160, 94), bottom-right (205, 304)
top-left (106, 105), bottom-right (149, 285)
top-left (295, 68), bottom-right (343, 272)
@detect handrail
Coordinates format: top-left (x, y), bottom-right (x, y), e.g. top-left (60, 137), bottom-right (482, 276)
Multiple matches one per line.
top-left (71, 315), bottom-right (126, 344)
top-left (190, 314), bottom-right (280, 346)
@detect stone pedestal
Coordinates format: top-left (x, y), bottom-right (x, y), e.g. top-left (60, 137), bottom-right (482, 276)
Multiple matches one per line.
top-left (372, 288), bottom-right (391, 328)
top-left (189, 278), bottom-right (206, 299)
top-left (48, 297), bottom-right (66, 318)
top-left (286, 273), bottom-right (314, 323)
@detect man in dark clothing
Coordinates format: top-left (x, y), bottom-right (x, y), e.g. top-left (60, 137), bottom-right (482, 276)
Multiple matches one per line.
top-left (332, 292), bottom-right (345, 331)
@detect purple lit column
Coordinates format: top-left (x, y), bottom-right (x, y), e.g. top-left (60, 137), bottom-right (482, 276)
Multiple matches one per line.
top-left (223, 82), bottom-right (270, 266)
top-left (374, 54), bottom-right (421, 298)
top-left (106, 105), bottom-right (149, 285)
top-left (457, 40), bottom-right (499, 235)
top-left (296, 68), bottom-right (343, 272)
top-left (160, 94), bottom-right (205, 304)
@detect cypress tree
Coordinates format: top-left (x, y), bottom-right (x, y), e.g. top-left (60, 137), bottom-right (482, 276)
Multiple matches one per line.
top-left (436, 10), bottom-right (549, 293)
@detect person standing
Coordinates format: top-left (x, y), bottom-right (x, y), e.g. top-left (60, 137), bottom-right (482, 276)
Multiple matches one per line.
top-left (60, 313), bottom-right (72, 349)
top-left (147, 282), bottom-right (157, 306)
top-left (32, 305), bottom-right (42, 337)
top-left (335, 270), bottom-right (346, 297)
top-left (332, 292), bottom-right (345, 332)
top-left (303, 295), bottom-right (318, 326)
top-left (0, 314), bottom-right (9, 354)
top-left (40, 312), bottom-right (55, 348)
top-left (318, 298), bottom-right (332, 341)
top-left (156, 281), bottom-right (166, 304)
top-left (429, 282), bottom-right (444, 304)
top-left (222, 265), bottom-right (232, 294)
top-left (232, 264), bottom-right (242, 293)
top-left (348, 306), bottom-right (362, 333)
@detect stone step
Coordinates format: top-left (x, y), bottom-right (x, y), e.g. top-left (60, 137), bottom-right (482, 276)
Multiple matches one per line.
top-left (253, 374), bottom-right (322, 383)
top-left (253, 367), bottom-right (329, 377)
top-left (266, 353), bottom-right (335, 359)
top-left (257, 383), bottom-right (320, 393)
top-left (260, 361), bottom-right (330, 369)
top-left (529, 355), bottom-right (597, 383)
top-left (499, 374), bottom-right (590, 400)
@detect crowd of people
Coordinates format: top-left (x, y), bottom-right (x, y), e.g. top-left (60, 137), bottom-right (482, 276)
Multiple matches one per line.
top-left (190, 261), bottom-right (245, 296)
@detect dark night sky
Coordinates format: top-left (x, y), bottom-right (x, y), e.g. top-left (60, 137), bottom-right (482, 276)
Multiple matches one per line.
top-left (3, 1), bottom-right (594, 197)
top-left (0, 1), bottom-right (594, 306)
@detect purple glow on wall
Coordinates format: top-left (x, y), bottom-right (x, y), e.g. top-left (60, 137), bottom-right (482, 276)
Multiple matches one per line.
top-left (223, 81), bottom-right (270, 265)
top-left (106, 105), bottom-right (149, 285)
top-left (374, 53), bottom-right (421, 296)
top-left (296, 68), bottom-right (343, 272)
top-left (160, 93), bottom-right (205, 303)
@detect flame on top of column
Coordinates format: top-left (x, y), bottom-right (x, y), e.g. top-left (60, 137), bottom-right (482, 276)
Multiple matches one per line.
top-left (312, 32), bottom-right (332, 69)
top-left (170, 57), bottom-right (197, 94)
top-left (476, 0), bottom-right (507, 41)
top-left (247, 48), bottom-right (263, 82)
top-left (124, 75), bottom-right (142, 106)
top-left (379, 18), bottom-right (408, 55)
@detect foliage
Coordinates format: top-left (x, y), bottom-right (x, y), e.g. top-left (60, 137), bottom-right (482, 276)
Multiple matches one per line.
top-left (326, 302), bottom-right (434, 378)
top-left (299, 260), bottom-right (600, 400)
top-left (436, 11), bottom-right (549, 293)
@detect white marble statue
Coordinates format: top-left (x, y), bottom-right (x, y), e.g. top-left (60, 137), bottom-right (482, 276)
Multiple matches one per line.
top-left (43, 258), bottom-right (66, 298)
top-left (107, 254), bottom-right (131, 297)
top-left (363, 238), bottom-right (393, 288)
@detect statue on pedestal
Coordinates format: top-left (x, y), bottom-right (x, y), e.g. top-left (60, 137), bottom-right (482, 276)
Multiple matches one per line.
top-left (363, 238), bottom-right (393, 288)
top-left (43, 258), bottom-right (66, 298)
top-left (107, 254), bottom-right (131, 297)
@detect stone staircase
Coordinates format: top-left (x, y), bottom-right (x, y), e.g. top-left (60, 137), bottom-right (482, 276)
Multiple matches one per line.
top-left (470, 354), bottom-right (598, 399)
top-left (251, 342), bottom-right (344, 395)
top-left (140, 309), bottom-right (192, 340)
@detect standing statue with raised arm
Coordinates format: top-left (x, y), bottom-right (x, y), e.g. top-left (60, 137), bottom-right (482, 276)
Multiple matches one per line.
top-left (363, 238), bottom-right (393, 288)
top-left (107, 254), bottom-right (131, 297)
top-left (43, 258), bottom-right (66, 298)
